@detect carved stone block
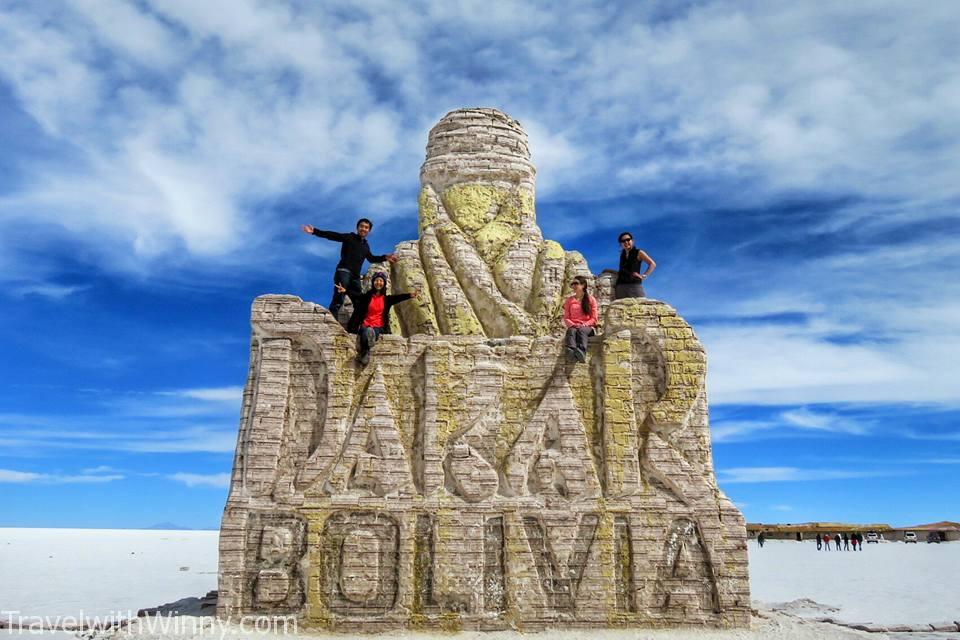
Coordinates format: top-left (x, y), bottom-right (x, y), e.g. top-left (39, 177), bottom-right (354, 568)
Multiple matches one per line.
top-left (218, 108), bottom-right (750, 631)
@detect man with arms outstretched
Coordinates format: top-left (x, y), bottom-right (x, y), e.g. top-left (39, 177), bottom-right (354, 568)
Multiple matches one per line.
top-left (301, 218), bottom-right (397, 320)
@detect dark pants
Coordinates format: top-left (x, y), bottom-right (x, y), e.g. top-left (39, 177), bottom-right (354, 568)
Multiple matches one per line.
top-left (329, 268), bottom-right (362, 320)
top-left (565, 326), bottom-right (595, 354)
top-left (357, 326), bottom-right (383, 357)
top-left (615, 282), bottom-right (646, 299)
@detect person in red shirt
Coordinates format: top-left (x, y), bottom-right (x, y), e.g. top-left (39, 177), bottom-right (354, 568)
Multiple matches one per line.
top-left (338, 272), bottom-right (418, 365)
top-left (562, 276), bottom-right (599, 363)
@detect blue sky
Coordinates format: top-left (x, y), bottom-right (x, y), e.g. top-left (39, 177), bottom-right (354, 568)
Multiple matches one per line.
top-left (1, 0), bottom-right (958, 529)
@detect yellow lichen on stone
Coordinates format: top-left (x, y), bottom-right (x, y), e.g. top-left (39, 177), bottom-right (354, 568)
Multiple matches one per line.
top-left (601, 334), bottom-right (638, 495)
top-left (431, 343), bottom-right (462, 448)
top-left (472, 190), bottom-right (528, 264)
top-left (474, 219), bottom-right (521, 265)
top-left (542, 239), bottom-right (565, 261)
top-left (418, 230), bottom-right (485, 336)
top-left (440, 183), bottom-right (500, 234)
top-left (303, 509), bottom-right (333, 627)
top-left (592, 509), bottom-right (619, 621)
top-left (418, 186), bottom-right (438, 232)
top-left (391, 241), bottom-right (440, 336)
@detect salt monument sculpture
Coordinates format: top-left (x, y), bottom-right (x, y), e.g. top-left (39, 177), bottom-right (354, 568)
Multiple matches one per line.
top-left (218, 108), bottom-right (750, 630)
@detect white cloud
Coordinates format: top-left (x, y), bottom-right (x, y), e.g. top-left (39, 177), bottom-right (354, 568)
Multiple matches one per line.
top-left (771, 504), bottom-right (793, 512)
top-left (0, 469), bottom-right (41, 482)
top-left (711, 408), bottom-right (872, 443)
top-left (164, 386), bottom-right (244, 403)
top-left (0, 468), bottom-right (124, 483)
top-left (11, 283), bottom-right (90, 299)
top-left (81, 465), bottom-right (120, 474)
top-left (0, 383), bottom-right (240, 454)
top-left (1, 0), bottom-right (959, 410)
top-left (170, 472), bottom-right (231, 488)
top-left (1, 0), bottom-right (957, 278)
top-left (780, 408), bottom-right (868, 435)
top-left (717, 466), bottom-right (901, 484)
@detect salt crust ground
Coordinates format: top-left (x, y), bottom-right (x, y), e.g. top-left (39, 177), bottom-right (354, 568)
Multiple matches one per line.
top-left (2, 530), bottom-right (958, 639)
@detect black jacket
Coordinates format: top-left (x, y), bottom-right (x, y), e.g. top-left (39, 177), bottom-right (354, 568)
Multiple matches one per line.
top-left (346, 291), bottom-right (412, 334)
top-left (312, 229), bottom-right (389, 276)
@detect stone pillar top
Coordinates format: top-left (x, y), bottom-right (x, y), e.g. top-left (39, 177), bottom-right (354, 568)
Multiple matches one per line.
top-left (420, 107), bottom-right (536, 192)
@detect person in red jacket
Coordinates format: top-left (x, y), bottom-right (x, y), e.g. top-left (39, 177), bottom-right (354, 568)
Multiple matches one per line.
top-left (337, 272), bottom-right (418, 365)
top-left (822, 533), bottom-right (831, 551)
top-left (563, 276), bottom-right (599, 363)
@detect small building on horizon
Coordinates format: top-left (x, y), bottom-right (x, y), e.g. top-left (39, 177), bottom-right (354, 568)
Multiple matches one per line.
top-left (889, 521), bottom-right (960, 542)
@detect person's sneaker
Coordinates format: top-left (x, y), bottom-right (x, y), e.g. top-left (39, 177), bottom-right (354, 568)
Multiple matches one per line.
top-left (575, 349), bottom-right (587, 363)
top-left (359, 352), bottom-right (370, 366)
top-left (564, 347), bottom-right (578, 362)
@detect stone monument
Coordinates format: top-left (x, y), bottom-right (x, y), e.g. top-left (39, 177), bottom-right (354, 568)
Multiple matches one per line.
top-left (218, 108), bottom-right (750, 630)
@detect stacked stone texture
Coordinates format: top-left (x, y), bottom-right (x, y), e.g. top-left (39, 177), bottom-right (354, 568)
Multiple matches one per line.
top-left (218, 108), bottom-right (750, 630)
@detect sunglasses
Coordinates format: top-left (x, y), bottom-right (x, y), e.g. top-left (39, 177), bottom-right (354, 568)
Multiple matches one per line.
top-left (619, 237), bottom-right (633, 244)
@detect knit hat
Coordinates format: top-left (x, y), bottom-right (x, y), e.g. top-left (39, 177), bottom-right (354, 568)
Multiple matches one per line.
top-left (371, 271), bottom-right (388, 287)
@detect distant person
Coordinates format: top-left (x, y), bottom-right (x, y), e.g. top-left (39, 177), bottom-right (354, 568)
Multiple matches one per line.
top-left (302, 218), bottom-right (398, 320)
top-left (816, 533), bottom-right (822, 550)
top-left (855, 532), bottom-right (863, 550)
top-left (843, 532), bottom-right (850, 551)
top-left (823, 533), bottom-right (831, 551)
top-left (339, 272), bottom-right (418, 365)
top-left (757, 532), bottom-right (765, 548)
top-left (563, 276), bottom-right (599, 363)
top-left (614, 232), bottom-right (656, 299)
top-left (835, 534), bottom-right (842, 551)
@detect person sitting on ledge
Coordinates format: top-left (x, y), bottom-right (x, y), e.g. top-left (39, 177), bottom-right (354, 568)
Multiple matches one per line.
top-left (614, 231), bottom-right (656, 299)
top-left (301, 218), bottom-right (398, 321)
top-left (338, 272), bottom-right (418, 365)
top-left (563, 275), bottom-right (598, 363)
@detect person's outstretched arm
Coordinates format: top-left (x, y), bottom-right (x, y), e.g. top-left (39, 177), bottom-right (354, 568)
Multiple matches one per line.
top-left (366, 244), bottom-right (398, 264)
top-left (302, 224), bottom-right (348, 241)
top-left (386, 290), bottom-right (419, 304)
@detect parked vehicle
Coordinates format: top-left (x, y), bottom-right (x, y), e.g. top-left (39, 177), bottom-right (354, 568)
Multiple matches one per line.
top-left (865, 531), bottom-right (881, 543)
top-left (927, 532), bottom-right (942, 544)
top-left (904, 531), bottom-right (918, 543)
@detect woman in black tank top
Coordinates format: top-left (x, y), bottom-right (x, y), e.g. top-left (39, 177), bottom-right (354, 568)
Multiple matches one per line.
top-left (614, 232), bottom-right (656, 299)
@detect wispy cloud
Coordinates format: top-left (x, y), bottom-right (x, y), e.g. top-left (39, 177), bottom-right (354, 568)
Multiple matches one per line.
top-left (11, 283), bottom-right (90, 299)
top-left (0, 468), bottom-right (124, 483)
top-left (712, 407), bottom-right (870, 442)
top-left (1, 1), bottom-right (958, 280)
top-left (169, 472), bottom-right (231, 489)
top-left (0, 385), bottom-right (241, 455)
top-left (717, 466), bottom-right (902, 484)
top-left (81, 464), bottom-right (121, 474)
top-left (902, 430), bottom-right (960, 442)
top-left (161, 387), bottom-right (243, 403)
